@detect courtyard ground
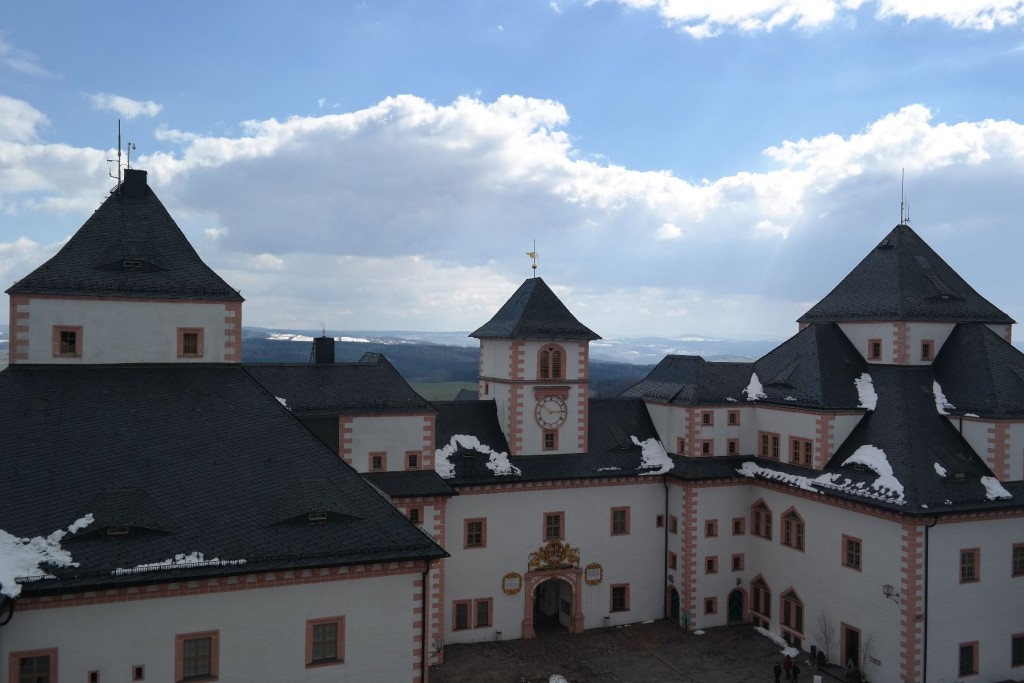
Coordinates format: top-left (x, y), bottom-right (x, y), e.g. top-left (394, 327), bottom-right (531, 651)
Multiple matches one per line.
top-left (430, 619), bottom-right (830, 683)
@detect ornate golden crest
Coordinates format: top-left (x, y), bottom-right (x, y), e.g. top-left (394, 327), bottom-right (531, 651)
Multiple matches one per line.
top-left (527, 540), bottom-right (580, 571)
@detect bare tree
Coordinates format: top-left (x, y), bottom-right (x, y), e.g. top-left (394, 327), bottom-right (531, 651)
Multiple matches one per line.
top-left (814, 609), bottom-right (836, 665)
top-left (859, 631), bottom-right (876, 683)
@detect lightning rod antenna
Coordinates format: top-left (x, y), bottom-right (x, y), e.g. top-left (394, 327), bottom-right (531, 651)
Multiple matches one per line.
top-left (107, 120), bottom-right (123, 191)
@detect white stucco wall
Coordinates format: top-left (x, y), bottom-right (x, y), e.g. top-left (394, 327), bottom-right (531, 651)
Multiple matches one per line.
top-left (348, 414), bottom-right (432, 472)
top-left (904, 322), bottom-right (955, 365)
top-left (17, 297), bottom-right (235, 364)
top-left (443, 480), bottom-right (666, 644)
top-left (2, 569), bottom-right (424, 683)
top-left (926, 517), bottom-right (1024, 683)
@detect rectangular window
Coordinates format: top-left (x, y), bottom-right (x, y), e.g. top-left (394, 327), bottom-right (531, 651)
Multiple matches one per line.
top-left (10, 649), bottom-right (57, 683)
top-left (369, 451), bottom-right (386, 472)
top-left (610, 584), bottom-right (630, 612)
top-left (843, 535), bottom-right (862, 570)
top-left (453, 600), bottom-right (471, 630)
top-left (405, 451), bottom-right (420, 470)
top-left (177, 328), bottom-right (205, 358)
top-left (758, 432), bottom-right (780, 460)
top-left (727, 438), bottom-right (739, 454)
top-left (960, 548), bottom-right (980, 583)
top-left (611, 507), bottom-right (630, 535)
top-left (464, 518), bottom-right (486, 548)
top-left (732, 553), bottom-right (744, 571)
top-left (921, 340), bottom-right (933, 361)
top-left (701, 411), bottom-right (714, 426)
top-left (1013, 543), bottom-right (1024, 576)
top-left (133, 665), bottom-right (145, 681)
top-left (782, 511), bottom-right (805, 551)
top-left (732, 517), bottom-right (745, 535)
top-left (704, 597), bottom-right (718, 615)
top-left (1012, 633), bottom-right (1024, 668)
top-left (656, 514), bottom-right (664, 528)
top-left (676, 437), bottom-right (685, 455)
top-left (751, 502), bottom-right (772, 540)
top-left (790, 438), bottom-right (813, 467)
top-left (306, 617), bottom-right (345, 667)
top-left (474, 598), bottom-right (492, 628)
top-left (700, 440), bottom-right (713, 456)
top-left (668, 515), bottom-right (678, 534)
top-left (544, 512), bottom-right (565, 541)
top-left (543, 430), bottom-right (558, 451)
top-left (668, 551), bottom-right (677, 570)
top-left (407, 506), bottom-right (423, 524)
top-left (705, 519), bottom-right (718, 538)
top-left (868, 339), bottom-right (882, 361)
top-left (52, 325), bottom-right (83, 358)
top-left (175, 631), bottom-right (219, 682)
top-left (727, 410), bottom-right (740, 426)
top-left (959, 641), bottom-right (979, 676)
top-left (705, 556), bottom-right (718, 573)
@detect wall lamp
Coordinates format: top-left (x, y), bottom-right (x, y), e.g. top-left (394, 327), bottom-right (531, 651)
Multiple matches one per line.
top-left (882, 584), bottom-right (901, 604)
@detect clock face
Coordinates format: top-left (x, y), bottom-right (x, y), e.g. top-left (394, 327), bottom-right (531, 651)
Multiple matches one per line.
top-left (535, 396), bottom-right (568, 428)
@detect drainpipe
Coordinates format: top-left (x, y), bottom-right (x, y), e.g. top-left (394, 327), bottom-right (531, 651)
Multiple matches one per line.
top-left (422, 560), bottom-right (432, 683)
top-left (922, 516), bottom-right (937, 683)
top-left (663, 478), bottom-right (669, 620)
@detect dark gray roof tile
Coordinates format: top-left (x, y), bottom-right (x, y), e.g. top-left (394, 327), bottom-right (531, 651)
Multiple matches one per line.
top-left (470, 277), bottom-right (600, 340)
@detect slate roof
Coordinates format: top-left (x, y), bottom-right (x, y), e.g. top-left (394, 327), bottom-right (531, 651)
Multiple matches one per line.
top-left (933, 324), bottom-right (1024, 419)
top-left (363, 471), bottom-right (458, 498)
top-left (432, 398), bottom-right (669, 485)
top-left (823, 365), bottom-right (1010, 510)
top-left (798, 224), bottom-right (1013, 324)
top-left (244, 353), bottom-right (434, 417)
top-left (7, 169), bottom-right (242, 301)
top-left (470, 277), bottom-right (601, 340)
top-left (618, 355), bottom-right (753, 405)
top-left (752, 323), bottom-right (867, 409)
top-left (0, 364), bottom-right (445, 595)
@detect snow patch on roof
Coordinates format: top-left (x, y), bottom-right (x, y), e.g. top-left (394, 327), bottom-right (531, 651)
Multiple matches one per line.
top-left (549, 676), bottom-right (569, 683)
top-left (843, 445), bottom-right (904, 501)
top-left (980, 476), bottom-right (1012, 500)
top-left (113, 551), bottom-right (247, 576)
top-left (754, 626), bottom-right (799, 657)
top-left (632, 436), bottom-right (673, 475)
top-left (597, 466), bottom-right (621, 472)
top-left (0, 514), bottom-right (94, 598)
top-left (275, 396), bottom-right (288, 409)
top-left (854, 373), bottom-right (877, 410)
top-left (933, 380), bottom-right (955, 415)
top-left (934, 462), bottom-right (947, 478)
top-left (743, 373), bottom-right (766, 401)
top-left (737, 458), bottom-right (906, 505)
top-left (434, 434), bottom-right (521, 479)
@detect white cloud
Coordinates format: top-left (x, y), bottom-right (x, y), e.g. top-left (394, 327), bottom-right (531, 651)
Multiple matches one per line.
top-left (605, 0), bottom-right (1024, 34)
top-left (3, 95), bottom-right (1024, 339)
top-left (89, 93), bottom-right (163, 119)
top-left (0, 96), bottom-right (49, 143)
top-left (0, 35), bottom-right (54, 78)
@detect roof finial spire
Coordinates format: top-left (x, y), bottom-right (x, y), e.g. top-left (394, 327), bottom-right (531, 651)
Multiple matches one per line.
top-left (526, 240), bottom-right (538, 277)
top-left (108, 119), bottom-right (123, 191)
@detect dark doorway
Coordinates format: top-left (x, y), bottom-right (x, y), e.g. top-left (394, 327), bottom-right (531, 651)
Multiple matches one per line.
top-left (843, 624), bottom-right (861, 670)
top-left (668, 587), bottom-right (680, 624)
top-left (533, 579), bottom-right (571, 636)
top-left (727, 589), bottom-right (745, 625)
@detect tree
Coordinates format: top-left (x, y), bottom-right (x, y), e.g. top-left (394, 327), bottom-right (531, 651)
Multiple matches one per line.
top-left (815, 609), bottom-right (836, 665)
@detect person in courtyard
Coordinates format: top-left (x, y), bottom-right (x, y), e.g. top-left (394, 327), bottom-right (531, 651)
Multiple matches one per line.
top-left (784, 654), bottom-right (793, 679)
top-left (792, 661), bottom-right (801, 682)
top-left (774, 661), bottom-right (782, 683)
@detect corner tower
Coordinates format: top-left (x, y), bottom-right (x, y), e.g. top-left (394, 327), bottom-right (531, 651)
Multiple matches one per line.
top-left (470, 277), bottom-right (600, 456)
top-left (6, 169), bottom-right (244, 364)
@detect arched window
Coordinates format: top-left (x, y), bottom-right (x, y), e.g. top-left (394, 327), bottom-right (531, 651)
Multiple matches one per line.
top-left (781, 508), bottom-right (805, 551)
top-left (781, 589), bottom-right (804, 648)
top-left (751, 500), bottom-right (772, 540)
top-left (750, 576), bottom-right (771, 628)
top-left (538, 345), bottom-right (565, 380)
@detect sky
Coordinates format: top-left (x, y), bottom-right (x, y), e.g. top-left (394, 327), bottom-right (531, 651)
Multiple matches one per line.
top-left (1, 1), bottom-right (1023, 341)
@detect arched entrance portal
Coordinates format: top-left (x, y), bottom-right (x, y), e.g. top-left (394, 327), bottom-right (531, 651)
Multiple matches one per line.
top-left (727, 588), bottom-right (746, 625)
top-left (522, 569), bottom-right (584, 639)
top-left (667, 586), bottom-right (681, 625)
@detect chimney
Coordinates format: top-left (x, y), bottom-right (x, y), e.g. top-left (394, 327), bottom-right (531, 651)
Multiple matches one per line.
top-left (313, 335), bottom-right (335, 364)
top-left (121, 169), bottom-right (149, 197)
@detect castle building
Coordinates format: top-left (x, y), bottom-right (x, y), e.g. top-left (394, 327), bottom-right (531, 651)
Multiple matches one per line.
top-left (2, 169), bottom-right (1022, 683)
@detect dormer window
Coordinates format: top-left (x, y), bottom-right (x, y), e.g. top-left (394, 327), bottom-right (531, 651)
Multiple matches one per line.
top-left (123, 259), bottom-right (143, 269)
top-left (538, 345), bottom-right (565, 380)
top-left (308, 512), bottom-right (328, 523)
top-left (106, 526), bottom-right (130, 536)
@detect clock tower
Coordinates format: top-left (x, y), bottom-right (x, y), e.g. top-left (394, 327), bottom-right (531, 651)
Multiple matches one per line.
top-left (470, 277), bottom-right (600, 456)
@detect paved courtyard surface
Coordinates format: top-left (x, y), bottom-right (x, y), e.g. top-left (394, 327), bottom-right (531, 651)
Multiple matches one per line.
top-left (431, 620), bottom-right (817, 683)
